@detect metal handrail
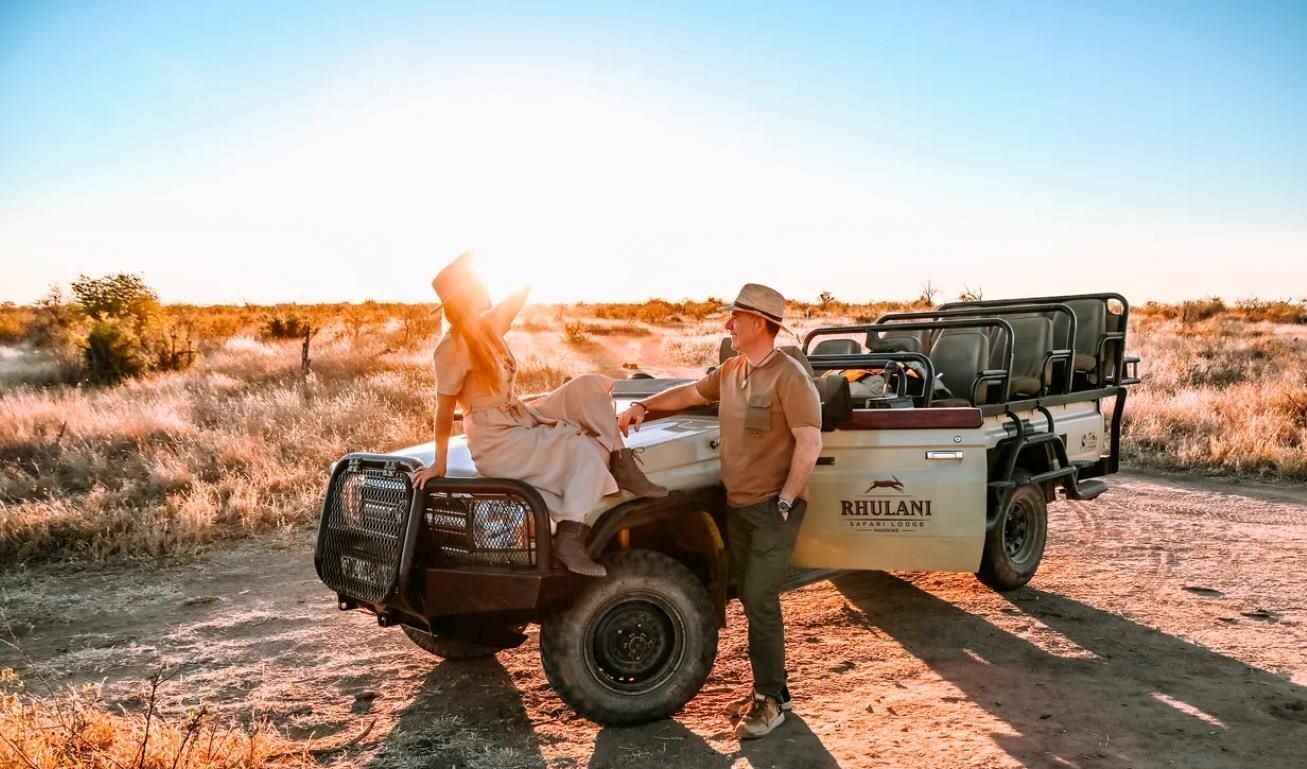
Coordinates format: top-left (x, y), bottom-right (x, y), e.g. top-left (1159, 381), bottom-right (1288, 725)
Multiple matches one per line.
top-left (875, 303), bottom-right (1079, 395)
top-left (804, 318), bottom-right (1016, 405)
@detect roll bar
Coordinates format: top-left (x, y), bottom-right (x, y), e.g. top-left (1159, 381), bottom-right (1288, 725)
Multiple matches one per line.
top-left (939, 293), bottom-right (1130, 386)
top-left (804, 318), bottom-right (1016, 406)
top-left (875, 303), bottom-right (1078, 396)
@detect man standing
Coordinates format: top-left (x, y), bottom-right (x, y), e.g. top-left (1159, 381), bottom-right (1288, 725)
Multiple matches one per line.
top-left (617, 283), bottom-right (823, 739)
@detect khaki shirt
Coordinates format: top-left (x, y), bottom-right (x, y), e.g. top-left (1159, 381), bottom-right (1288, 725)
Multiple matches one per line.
top-left (695, 350), bottom-right (822, 507)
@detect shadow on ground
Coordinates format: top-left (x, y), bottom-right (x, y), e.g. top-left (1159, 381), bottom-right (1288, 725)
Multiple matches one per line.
top-left (360, 654), bottom-right (844, 769)
top-left (363, 658), bottom-right (547, 769)
top-left (834, 571), bottom-right (1307, 769)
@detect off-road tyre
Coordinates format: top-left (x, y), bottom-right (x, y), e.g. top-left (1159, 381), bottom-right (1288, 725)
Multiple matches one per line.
top-left (977, 472), bottom-right (1048, 591)
top-left (401, 624), bottom-right (525, 661)
top-left (540, 549), bottom-right (718, 726)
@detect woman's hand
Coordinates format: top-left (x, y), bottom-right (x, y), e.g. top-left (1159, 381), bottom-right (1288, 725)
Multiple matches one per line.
top-left (617, 403), bottom-right (647, 437)
top-left (413, 456), bottom-right (447, 490)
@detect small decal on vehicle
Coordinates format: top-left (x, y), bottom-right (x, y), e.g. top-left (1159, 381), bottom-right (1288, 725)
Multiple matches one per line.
top-left (863, 475), bottom-right (905, 494)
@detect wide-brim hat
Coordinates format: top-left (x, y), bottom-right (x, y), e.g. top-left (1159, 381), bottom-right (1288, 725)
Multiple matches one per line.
top-left (430, 252), bottom-right (475, 315)
top-left (722, 282), bottom-right (792, 335)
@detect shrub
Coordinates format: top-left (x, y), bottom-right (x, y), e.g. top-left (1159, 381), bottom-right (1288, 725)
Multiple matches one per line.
top-left (636, 299), bottom-right (680, 324)
top-left (564, 321), bottom-right (589, 346)
top-left (83, 320), bottom-right (149, 384)
top-left (21, 288), bottom-right (85, 381)
top-left (0, 303), bottom-right (31, 345)
top-left (1180, 297), bottom-right (1226, 323)
top-left (261, 314), bottom-right (313, 340)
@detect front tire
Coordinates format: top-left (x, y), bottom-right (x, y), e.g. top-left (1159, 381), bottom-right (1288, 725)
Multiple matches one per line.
top-left (402, 624), bottom-right (524, 660)
top-left (540, 549), bottom-right (718, 726)
top-left (977, 474), bottom-right (1048, 591)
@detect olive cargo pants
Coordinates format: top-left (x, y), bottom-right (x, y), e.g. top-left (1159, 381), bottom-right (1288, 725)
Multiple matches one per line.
top-left (727, 496), bottom-right (807, 700)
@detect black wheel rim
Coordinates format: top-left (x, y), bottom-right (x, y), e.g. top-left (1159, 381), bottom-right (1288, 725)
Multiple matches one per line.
top-left (1003, 498), bottom-right (1036, 563)
top-left (584, 593), bottom-right (686, 696)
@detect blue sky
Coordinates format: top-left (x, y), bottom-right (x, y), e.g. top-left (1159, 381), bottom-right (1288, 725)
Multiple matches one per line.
top-left (2, 1), bottom-right (1305, 305)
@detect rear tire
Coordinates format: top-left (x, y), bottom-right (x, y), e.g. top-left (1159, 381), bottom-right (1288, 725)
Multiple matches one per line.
top-left (540, 549), bottom-right (718, 726)
top-left (402, 624), bottom-right (524, 661)
top-left (977, 473), bottom-right (1048, 591)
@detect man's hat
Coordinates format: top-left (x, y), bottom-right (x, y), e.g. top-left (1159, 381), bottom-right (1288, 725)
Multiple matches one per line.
top-left (723, 283), bottom-right (792, 334)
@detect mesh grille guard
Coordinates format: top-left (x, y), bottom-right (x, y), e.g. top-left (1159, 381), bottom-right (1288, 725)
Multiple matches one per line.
top-left (315, 455), bottom-right (557, 608)
top-left (423, 488), bottom-right (539, 568)
top-left (314, 455), bottom-right (420, 605)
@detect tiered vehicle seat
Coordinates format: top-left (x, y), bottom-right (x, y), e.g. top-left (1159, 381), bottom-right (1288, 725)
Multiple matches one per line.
top-left (941, 294), bottom-right (1129, 388)
top-left (988, 314), bottom-right (1055, 398)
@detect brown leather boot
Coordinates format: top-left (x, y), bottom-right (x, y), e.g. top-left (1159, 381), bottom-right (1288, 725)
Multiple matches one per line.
top-left (609, 448), bottom-right (669, 498)
top-left (554, 521), bottom-right (607, 577)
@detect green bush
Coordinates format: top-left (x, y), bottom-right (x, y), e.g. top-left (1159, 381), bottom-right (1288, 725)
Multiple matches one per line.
top-left (83, 320), bottom-right (149, 384)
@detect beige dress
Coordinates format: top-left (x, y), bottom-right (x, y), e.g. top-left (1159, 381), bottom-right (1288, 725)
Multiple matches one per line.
top-left (434, 332), bottom-right (621, 521)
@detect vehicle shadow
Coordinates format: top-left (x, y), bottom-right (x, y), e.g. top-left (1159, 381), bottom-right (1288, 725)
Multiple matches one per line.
top-left (589, 719), bottom-right (726, 768)
top-left (589, 710), bottom-right (842, 769)
top-left (362, 657), bottom-right (548, 769)
top-left (834, 571), bottom-right (1307, 769)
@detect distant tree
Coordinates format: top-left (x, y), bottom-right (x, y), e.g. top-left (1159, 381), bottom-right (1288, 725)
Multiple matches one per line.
top-left (818, 291), bottom-right (837, 311)
top-left (26, 286), bottom-right (85, 378)
top-left (65, 273), bottom-right (192, 384)
top-left (70, 273), bottom-right (158, 328)
top-left (959, 285), bottom-right (984, 302)
top-left (917, 280), bottom-right (939, 306)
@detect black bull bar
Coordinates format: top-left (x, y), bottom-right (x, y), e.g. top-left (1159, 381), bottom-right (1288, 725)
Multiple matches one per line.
top-left (313, 453), bottom-right (580, 631)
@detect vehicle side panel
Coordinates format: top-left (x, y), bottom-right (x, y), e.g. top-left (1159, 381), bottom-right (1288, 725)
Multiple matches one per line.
top-left (794, 426), bottom-right (987, 571)
top-left (983, 403), bottom-right (1106, 466)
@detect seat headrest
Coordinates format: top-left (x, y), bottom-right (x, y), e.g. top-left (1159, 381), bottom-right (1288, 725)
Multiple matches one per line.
top-left (812, 375), bottom-right (851, 431)
top-left (811, 338), bottom-right (861, 356)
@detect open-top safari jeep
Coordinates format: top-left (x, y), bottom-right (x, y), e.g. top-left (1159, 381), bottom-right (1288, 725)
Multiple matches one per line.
top-left (313, 293), bottom-right (1141, 725)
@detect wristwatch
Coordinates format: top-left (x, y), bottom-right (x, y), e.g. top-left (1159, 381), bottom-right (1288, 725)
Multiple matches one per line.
top-left (777, 498), bottom-right (793, 515)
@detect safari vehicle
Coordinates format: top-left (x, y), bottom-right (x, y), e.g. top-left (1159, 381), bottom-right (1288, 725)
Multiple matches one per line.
top-left (313, 293), bottom-right (1141, 725)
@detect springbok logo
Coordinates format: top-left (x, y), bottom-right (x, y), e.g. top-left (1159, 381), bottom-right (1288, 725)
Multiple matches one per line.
top-left (864, 475), bottom-right (905, 494)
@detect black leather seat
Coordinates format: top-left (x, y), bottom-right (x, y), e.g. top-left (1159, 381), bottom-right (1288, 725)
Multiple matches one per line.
top-left (813, 375), bottom-right (851, 431)
top-left (989, 314), bottom-right (1054, 397)
top-left (929, 327), bottom-right (991, 407)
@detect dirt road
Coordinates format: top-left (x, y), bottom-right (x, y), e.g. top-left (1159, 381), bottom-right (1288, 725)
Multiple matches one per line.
top-left (4, 472), bottom-right (1306, 769)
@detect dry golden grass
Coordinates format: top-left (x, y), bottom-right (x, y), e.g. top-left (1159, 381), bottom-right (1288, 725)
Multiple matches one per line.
top-left (1121, 316), bottom-right (1307, 478)
top-left (0, 318), bottom-right (585, 563)
top-left (0, 668), bottom-right (311, 769)
top-left (2, 299), bottom-right (1305, 564)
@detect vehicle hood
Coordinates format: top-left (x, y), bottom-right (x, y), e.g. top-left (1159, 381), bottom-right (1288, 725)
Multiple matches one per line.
top-left (384, 414), bottom-right (724, 508)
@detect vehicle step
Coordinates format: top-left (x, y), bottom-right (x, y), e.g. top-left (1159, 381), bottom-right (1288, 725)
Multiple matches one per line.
top-left (1064, 478), bottom-right (1108, 501)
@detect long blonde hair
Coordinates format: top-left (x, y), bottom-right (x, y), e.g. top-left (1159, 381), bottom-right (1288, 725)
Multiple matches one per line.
top-left (443, 301), bottom-right (502, 392)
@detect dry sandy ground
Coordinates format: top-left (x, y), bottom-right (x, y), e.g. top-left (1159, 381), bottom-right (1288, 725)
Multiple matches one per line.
top-left (3, 471), bottom-right (1306, 769)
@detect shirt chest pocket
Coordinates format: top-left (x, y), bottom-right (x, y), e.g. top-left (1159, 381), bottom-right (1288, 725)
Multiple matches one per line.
top-left (744, 393), bottom-right (774, 432)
